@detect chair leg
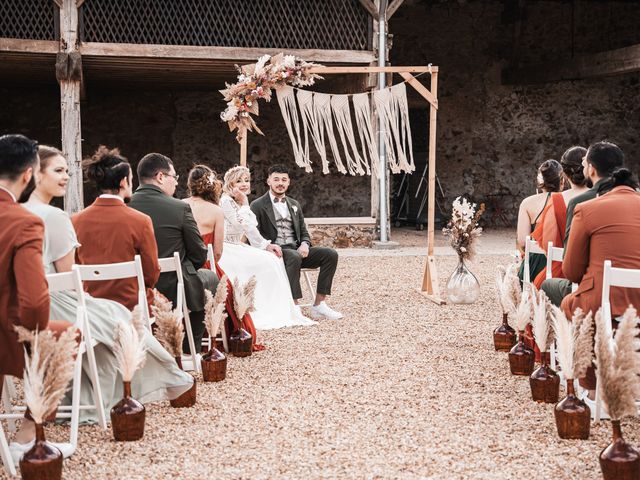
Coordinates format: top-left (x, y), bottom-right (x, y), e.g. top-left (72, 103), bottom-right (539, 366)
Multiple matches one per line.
top-left (182, 305), bottom-right (201, 374)
top-left (0, 420), bottom-right (16, 477)
top-left (550, 342), bottom-right (557, 371)
top-left (84, 341), bottom-right (107, 430)
top-left (1, 378), bottom-right (16, 433)
top-left (594, 383), bottom-right (602, 422)
top-left (220, 321), bottom-right (229, 353)
top-left (68, 348), bottom-right (84, 448)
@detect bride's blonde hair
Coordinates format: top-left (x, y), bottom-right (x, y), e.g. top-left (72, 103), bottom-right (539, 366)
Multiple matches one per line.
top-left (223, 166), bottom-right (251, 195)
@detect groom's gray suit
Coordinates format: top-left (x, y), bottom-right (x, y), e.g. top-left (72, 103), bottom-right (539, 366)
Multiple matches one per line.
top-left (250, 192), bottom-right (338, 300)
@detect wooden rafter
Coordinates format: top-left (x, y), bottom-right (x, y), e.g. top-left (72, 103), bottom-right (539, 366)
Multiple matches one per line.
top-left (358, 0), bottom-right (379, 20)
top-left (386, 0), bottom-right (405, 19)
top-left (504, 43), bottom-right (640, 84)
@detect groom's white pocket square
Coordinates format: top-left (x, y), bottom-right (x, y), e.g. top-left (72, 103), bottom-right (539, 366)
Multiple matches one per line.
top-left (292, 205), bottom-right (298, 214)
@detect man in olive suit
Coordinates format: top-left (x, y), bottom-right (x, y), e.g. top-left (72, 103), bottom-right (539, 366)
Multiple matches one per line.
top-left (129, 153), bottom-right (218, 352)
top-left (250, 164), bottom-right (342, 320)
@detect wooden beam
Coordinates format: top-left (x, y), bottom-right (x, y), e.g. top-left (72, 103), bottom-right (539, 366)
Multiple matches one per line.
top-left (399, 72), bottom-right (438, 108)
top-left (59, 0), bottom-right (83, 214)
top-left (504, 43), bottom-right (640, 84)
top-left (80, 43), bottom-right (376, 64)
top-left (51, 0), bottom-right (63, 7)
top-left (0, 38), bottom-right (59, 54)
top-left (386, 0), bottom-right (405, 19)
top-left (358, 0), bottom-right (379, 20)
top-left (239, 129), bottom-right (247, 167)
top-left (308, 65), bottom-right (438, 74)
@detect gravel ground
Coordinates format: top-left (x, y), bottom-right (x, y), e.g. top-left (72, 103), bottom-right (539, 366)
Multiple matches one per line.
top-left (3, 229), bottom-right (638, 479)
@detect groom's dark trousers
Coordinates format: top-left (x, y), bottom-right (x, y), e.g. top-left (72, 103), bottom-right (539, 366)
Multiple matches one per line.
top-left (280, 244), bottom-right (338, 300)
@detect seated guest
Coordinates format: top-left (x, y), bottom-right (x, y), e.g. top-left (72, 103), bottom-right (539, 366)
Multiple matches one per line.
top-left (516, 159), bottom-right (563, 283)
top-left (129, 153), bottom-right (218, 352)
top-left (24, 145), bottom-right (194, 423)
top-left (182, 164), bottom-right (225, 264)
top-left (219, 165), bottom-right (315, 329)
top-left (183, 165), bottom-right (264, 349)
top-left (251, 164), bottom-right (342, 320)
top-left (542, 141), bottom-right (625, 305)
top-left (553, 166), bottom-right (640, 394)
top-left (0, 135), bottom-right (74, 461)
top-left (529, 146), bottom-right (588, 288)
top-left (72, 146), bottom-right (160, 310)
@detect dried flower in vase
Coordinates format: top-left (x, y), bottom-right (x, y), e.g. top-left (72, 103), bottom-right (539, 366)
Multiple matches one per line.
top-left (113, 306), bottom-right (147, 382)
top-left (513, 286), bottom-right (533, 332)
top-left (232, 276), bottom-right (257, 325)
top-left (495, 263), bottom-right (521, 316)
top-left (151, 290), bottom-right (184, 359)
top-left (532, 288), bottom-right (553, 353)
top-left (442, 196), bottom-right (485, 261)
top-left (15, 327), bottom-right (78, 424)
top-left (550, 307), bottom-right (594, 379)
top-left (595, 306), bottom-right (640, 421)
top-left (204, 276), bottom-right (229, 341)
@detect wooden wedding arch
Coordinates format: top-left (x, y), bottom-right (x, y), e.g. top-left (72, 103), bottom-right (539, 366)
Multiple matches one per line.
top-left (233, 64), bottom-right (445, 304)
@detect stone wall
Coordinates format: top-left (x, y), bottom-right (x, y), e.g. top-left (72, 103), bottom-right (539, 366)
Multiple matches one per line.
top-left (390, 0), bottom-right (640, 225)
top-left (307, 222), bottom-right (375, 248)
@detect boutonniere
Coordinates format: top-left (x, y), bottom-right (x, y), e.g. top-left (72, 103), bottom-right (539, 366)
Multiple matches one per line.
top-left (292, 205), bottom-right (298, 214)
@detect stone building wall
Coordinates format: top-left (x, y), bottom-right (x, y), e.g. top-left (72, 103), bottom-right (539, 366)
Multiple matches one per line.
top-left (390, 0), bottom-right (640, 225)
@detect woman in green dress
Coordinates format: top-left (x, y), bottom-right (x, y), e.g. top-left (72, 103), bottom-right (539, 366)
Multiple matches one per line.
top-left (23, 145), bottom-right (193, 423)
top-left (516, 159), bottom-right (564, 284)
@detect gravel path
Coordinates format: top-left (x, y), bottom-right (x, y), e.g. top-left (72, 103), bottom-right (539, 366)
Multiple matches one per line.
top-left (3, 230), bottom-right (638, 479)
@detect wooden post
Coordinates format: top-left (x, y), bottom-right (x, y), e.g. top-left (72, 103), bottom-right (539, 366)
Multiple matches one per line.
top-left (420, 70), bottom-right (445, 304)
top-left (59, 0), bottom-right (83, 213)
top-left (239, 128), bottom-right (248, 167)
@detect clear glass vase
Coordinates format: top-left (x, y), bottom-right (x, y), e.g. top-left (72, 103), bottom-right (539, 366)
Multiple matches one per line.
top-left (446, 256), bottom-right (480, 304)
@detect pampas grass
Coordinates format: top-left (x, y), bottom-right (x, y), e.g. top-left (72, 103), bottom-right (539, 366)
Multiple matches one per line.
top-left (595, 306), bottom-right (640, 420)
top-left (204, 276), bottom-right (228, 341)
top-left (232, 276), bottom-right (257, 322)
top-left (513, 286), bottom-right (533, 332)
top-left (17, 327), bottom-right (78, 424)
top-left (113, 308), bottom-right (147, 382)
top-left (495, 263), bottom-right (521, 316)
top-left (151, 289), bottom-right (184, 358)
top-left (551, 307), bottom-right (594, 380)
top-left (532, 288), bottom-right (553, 352)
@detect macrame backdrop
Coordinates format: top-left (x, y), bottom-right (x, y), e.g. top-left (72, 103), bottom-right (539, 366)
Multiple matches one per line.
top-left (276, 82), bottom-right (416, 176)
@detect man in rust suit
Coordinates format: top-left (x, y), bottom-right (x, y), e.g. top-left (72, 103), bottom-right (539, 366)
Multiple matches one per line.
top-left (0, 134), bottom-right (74, 461)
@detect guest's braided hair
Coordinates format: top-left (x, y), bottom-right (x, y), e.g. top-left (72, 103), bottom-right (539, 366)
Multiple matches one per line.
top-left (187, 164), bottom-right (222, 204)
top-left (560, 146), bottom-right (587, 187)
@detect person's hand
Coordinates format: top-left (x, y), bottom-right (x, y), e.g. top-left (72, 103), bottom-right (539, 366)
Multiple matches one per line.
top-left (266, 243), bottom-right (282, 257)
top-left (231, 186), bottom-right (248, 206)
top-left (297, 242), bottom-right (309, 258)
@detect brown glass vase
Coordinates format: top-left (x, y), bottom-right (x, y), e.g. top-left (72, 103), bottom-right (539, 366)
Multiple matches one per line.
top-left (229, 328), bottom-right (252, 357)
top-left (529, 352), bottom-right (560, 403)
top-left (554, 380), bottom-right (590, 439)
top-left (508, 331), bottom-right (535, 375)
top-left (170, 357), bottom-right (197, 408)
top-left (494, 313), bottom-right (517, 352)
top-left (110, 381), bottom-right (145, 441)
top-left (600, 420), bottom-right (640, 480)
top-left (201, 344), bottom-right (227, 382)
top-left (19, 423), bottom-right (63, 480)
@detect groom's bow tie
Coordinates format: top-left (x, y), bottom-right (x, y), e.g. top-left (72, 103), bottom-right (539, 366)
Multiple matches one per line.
top-left (273, 197), bottom-right (286, 203)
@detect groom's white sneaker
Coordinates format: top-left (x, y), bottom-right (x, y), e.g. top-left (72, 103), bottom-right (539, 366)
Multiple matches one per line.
top-left (310, 301), bottom-right (343, 320)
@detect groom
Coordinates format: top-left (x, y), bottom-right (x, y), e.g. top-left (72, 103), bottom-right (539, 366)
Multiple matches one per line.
top-left (251, 164), bottom-right (343, 320)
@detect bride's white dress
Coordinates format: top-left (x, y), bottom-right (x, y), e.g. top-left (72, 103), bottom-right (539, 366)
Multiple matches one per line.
top-left (218, 194), bottom-right (315, 330)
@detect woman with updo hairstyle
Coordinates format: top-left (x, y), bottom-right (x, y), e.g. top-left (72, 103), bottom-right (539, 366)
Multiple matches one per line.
top-left (182, 164), bottom-right (225, 263)
top-left (82, 146), bottom-right (132, 195)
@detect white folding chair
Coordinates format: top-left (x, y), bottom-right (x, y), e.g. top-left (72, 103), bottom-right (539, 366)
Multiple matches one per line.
top-left (0, 417), bottom-right (15, 477)
top-left (206, 244), bottom-right (229, 353)
top-left (523, 235), bottom-right (545, 288)
top-left (298, 268), bottom-right (319, 308)
top-left (75, 255), bottom-right (151, 328)
top-left (0, 267), bottom-right (107, 465)
top-left (158, 253), bottom-right (201, 374)
top-left (593, 260), bottom-right (640, 421)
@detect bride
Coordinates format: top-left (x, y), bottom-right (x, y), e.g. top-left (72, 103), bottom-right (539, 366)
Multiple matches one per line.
top-left (218, 166), bottom-right (315, 330)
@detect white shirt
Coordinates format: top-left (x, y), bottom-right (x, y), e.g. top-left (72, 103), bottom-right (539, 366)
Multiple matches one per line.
top-left (0, 185), bottom-right (17, 202)
top-left (269, 192), bottom-right (290, 219)
top-left (99, 194), bottom-right (124, 202)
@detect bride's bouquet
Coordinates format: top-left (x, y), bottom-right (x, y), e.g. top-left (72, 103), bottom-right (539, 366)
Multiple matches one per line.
top-left (442, 196), bottom-right (485, 261)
